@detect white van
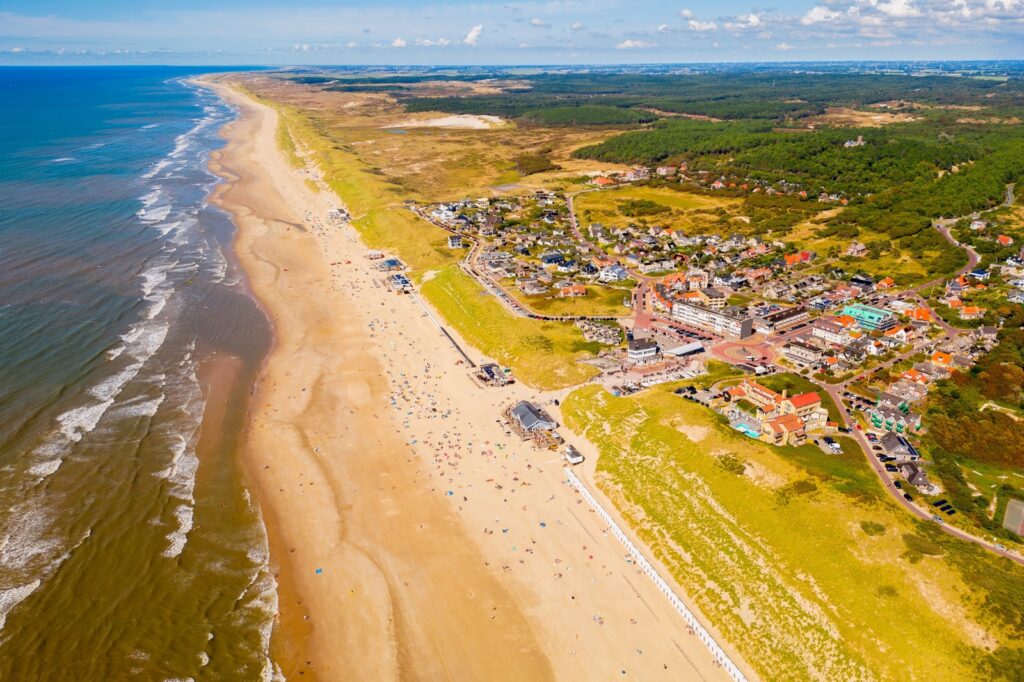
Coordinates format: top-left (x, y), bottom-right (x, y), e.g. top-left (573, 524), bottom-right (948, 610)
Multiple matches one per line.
top-left (564, 445), bottom-right (585, 466)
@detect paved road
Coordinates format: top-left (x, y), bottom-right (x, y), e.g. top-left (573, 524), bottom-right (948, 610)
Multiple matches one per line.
top-left (804, 183), bottom-right (1023, 567)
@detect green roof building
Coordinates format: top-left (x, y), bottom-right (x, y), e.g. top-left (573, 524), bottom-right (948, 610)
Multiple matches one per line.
top-left (841, 303), bottom-right (897, 331)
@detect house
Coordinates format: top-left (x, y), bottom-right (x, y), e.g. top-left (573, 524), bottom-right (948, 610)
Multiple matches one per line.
top-left (880, 432), bottom-right (921, 461)
top-left (969, 268), bottom-right (990, 281)
top-left (931, 351), bottom-right (953, 368)
top-left (877, 276), bottom-right (895, 290)
top-left (846, 241), bottom-right (867, 257)
top-left (590, 176), bottom-right (616, 187)
top-left (558, 283), bottom-right (587, 298)
top-left (627, 337), bottom-right (660, 364)
top-left (510, 401), bottom-right (556, 432)
top-left (998, 234), bottom-right (1015, 247)
top-left (970, 218), bottom-right (987, 230)
top-left (909, 307), bottom-right (932, 322)
top-left (960, 305), bottom-right (985, 320)
top-left (598, 265), bottom-right (629, 283)
top-left (899, 461), bottom-right (933, 490)
top-left (447, 235), bottom-right (465, 249)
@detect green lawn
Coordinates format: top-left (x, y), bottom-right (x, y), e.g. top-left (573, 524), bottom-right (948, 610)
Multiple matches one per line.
top-left (562, 383), bottom-right (1024, 681)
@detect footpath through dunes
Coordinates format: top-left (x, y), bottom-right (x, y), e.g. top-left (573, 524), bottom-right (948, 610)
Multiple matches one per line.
top-left (208, 84), bottom-right (552, 680)
top-left (205, 76), bottom-right (738, 682)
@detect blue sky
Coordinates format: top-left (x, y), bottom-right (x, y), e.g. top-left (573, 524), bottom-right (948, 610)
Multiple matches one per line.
top-left (1, 0), bottom-right (1022, 64)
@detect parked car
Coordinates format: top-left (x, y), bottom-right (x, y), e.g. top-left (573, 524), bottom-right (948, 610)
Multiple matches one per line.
top-left (564, 445), bottom-right (585, 466)
top-left (885, 464), bottom-right (898, 472)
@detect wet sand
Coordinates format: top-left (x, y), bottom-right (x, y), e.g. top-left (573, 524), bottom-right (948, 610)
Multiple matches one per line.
top-left (204, 77), bottom-right (733, 681)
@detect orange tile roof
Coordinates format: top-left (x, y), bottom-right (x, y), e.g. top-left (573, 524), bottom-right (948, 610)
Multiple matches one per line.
top-left (788, 392), bottom-right (821, 409)
top-left (932, 351), bottom-right (952, 366)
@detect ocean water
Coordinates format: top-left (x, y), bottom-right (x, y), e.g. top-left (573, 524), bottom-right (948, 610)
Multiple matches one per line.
top-left (0, 67), bottom-right (276, 678)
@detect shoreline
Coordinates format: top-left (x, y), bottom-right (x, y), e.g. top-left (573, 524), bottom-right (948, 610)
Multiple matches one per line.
top-left (202, 75), bottom-right (734, 681)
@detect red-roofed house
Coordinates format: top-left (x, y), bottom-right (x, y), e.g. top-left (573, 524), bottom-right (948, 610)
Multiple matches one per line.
top-left (998, 234), bottom-right (1015, 247)
top-left (761, 413), bottom-right (807, 446)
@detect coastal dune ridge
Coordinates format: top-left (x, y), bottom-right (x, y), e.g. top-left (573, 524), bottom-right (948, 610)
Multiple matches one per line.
top-left (200, 73), bottom-right (737, 680)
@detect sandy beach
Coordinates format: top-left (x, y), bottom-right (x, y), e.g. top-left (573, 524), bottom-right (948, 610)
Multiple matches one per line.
top-left (205, 77), bottom-right (734, 681)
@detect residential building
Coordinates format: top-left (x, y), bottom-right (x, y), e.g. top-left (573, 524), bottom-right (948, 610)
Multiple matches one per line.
top-left (783, 340), bottom-right (823, 366)
top-left (811, 319), bottom-right (848, 345)
top-left (671, 300), bottom-right (753, 339)
top-left (842, 303), bottom-right (898, 331)
top-left (880, 432), bottom-right (921, 461)
top-left (869, 406), bottom-right (920, 433)
top-left (756, 306), bottom-right (810, 334)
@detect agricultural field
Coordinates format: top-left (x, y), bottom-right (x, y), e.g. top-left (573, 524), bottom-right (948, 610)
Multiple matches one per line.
top-left (562, 383), bottom-right (1024, 681)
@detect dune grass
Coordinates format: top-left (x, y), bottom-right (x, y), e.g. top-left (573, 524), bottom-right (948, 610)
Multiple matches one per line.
top-left (420, 266), bottom-right (600, 389)
top-left (562, 383), bottom-right (1024, 681)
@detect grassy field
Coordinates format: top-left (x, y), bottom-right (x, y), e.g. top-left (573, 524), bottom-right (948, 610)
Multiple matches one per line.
top-left (420, 266), bottom-right (600, 389)
top-left (574, 185), bottom-right (741, 235)
top-left (506, 283), bottom-right (631, 318)
top-left (562, 383), bottom-right (1024, 681)
top-left (249, 81), bottom-right (608, 390)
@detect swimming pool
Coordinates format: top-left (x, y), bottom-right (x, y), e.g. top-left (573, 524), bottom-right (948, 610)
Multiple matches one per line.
top-left (733, 423), bottom-right (761, 439)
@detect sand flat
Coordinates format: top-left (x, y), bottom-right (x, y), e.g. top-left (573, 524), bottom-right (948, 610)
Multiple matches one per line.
top-left (383, 114), bottom-right (505, 129)
top-left (204, 77), bottom-right (734, 681)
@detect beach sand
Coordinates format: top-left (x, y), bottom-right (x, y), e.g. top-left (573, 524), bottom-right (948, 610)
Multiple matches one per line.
top-left (205, 78), bottom-right (733, 681)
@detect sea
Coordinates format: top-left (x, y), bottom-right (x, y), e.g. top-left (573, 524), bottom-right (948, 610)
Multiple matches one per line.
top-left (0, 67), bottom-right (278, 679)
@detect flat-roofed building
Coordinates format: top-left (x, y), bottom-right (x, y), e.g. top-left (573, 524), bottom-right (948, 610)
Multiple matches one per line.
top-left (755, 306), bottom-right (810, 334)
top-left (782, 340), bottom-right (823, 366)
top-left (842, 303), bottom-right (897, 331)
top-left (671, 301), bottom-right (753, 339)
top-left (627, 337), bottom-right (660, 363)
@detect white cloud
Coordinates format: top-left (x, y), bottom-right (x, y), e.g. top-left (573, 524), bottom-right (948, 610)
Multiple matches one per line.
top-left (678, 8), bottom-right (694, 19)
top-left (801, 6), bottom-right (843, 24)
top-left (391, 37), bottom-right (406, 47)
top-left (616, 39), bottom-right (655, 48)
top-left (346, 41), bottom-right (357, 48)
top-left (463, 24), bottom-right (483, 46)
top-left (530, 17), bottom-right (550, 28)
top-left (569, 21), bottom-right (585, 31)
top-left (688, 19), bottom-right (718, 31)
top-left (725, 13), bottom-right (762, 30)
top-left (657, 23), bottom-right (674, 33)
top-left (776, 41), bottom-right (794, 50)
top-left (876, 0), bottom-right (922, 17)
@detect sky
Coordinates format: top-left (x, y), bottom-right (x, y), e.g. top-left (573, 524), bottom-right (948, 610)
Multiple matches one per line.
top-left (0, 0), bottom-right (1022, 64)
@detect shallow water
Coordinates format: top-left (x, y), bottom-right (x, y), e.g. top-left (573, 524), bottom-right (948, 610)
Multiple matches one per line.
top-left (0, 67), bottom-right (276, 678)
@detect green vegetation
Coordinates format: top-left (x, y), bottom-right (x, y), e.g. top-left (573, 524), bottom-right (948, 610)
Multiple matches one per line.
top-left (618, 198), bottom-right (670, 217)
top-left (519, 105), bottom-right (658, 127)
top-left (514, 153), bottom-right (558, 176)
top-left (920, 324), bottom-right (1024, 539)
top-left (420, 266), bottom-right (599, 389)
top-left (562, 383), bottom-right (1024, 680)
